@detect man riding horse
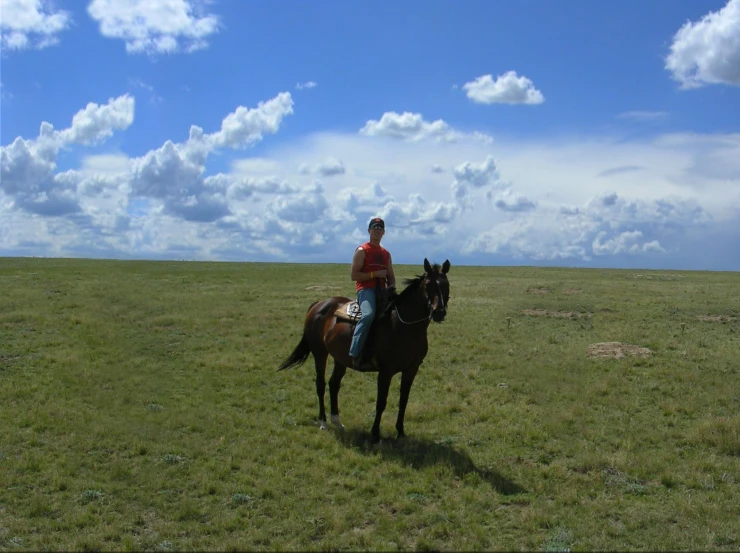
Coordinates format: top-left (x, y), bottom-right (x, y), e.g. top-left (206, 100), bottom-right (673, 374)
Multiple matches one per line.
top-left (349, 217), bottom-right (396, 371)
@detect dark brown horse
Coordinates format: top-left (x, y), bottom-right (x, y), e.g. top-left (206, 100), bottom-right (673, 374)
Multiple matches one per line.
top-left (278, 258), bottom-right (451, 443)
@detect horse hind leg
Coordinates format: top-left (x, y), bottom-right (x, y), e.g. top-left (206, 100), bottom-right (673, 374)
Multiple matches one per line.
top-left (313, 351), bottom-right (329, 430)
top-left (328, 361), bottom-right (347, 430)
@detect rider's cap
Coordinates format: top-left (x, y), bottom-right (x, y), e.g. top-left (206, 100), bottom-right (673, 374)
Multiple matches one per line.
top-left (368, 217), bottom-right (385, 230)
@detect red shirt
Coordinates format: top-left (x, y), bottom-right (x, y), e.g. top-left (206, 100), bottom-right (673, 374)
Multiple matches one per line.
top-left (356, 242), bottom-right (390, 292)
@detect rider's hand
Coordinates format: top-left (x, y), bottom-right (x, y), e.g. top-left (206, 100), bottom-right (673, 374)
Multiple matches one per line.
top-left (373, 269), bottom-right (388, 279)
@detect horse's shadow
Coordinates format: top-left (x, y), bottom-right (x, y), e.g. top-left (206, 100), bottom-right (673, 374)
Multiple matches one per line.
top-left (332, 428), bottom-right (526, 496)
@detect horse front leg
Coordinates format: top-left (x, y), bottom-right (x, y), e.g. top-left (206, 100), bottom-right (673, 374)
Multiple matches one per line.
top-left (396, 366), bottom-right (419, 439)
top-left (328, 361), bottom-right (347, 430)
top-left (370, 370), bottom-right (393, 444)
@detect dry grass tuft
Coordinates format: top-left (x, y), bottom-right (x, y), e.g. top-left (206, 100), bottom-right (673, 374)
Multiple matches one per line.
top-left (588, 342), bottom-right (653, 359)
top-left (305, 285), bottom-right (340, 291)
top-left (522, 309), bottom-right (591, 319)
top-left (696, 315), bottom-right (736, 323)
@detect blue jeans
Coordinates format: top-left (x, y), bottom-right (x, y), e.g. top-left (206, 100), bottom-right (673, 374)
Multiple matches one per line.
top-left (349, 288), bottom-right (376, 358)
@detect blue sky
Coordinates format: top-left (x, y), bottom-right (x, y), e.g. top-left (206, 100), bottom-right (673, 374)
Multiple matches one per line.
top-left (1, 0), bottom-right (739, 270)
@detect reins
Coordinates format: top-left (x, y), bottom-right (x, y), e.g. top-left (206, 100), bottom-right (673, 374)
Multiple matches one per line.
top-left (391, 275), bottom-right (434, 325)
top-left (394, 304), bottom-right (432, 325)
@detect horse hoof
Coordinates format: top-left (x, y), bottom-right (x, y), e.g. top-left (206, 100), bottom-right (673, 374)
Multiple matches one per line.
top-left (330, 415), bottom-right (345, 431)
top-left (319, 421), bottom-right (329, 431)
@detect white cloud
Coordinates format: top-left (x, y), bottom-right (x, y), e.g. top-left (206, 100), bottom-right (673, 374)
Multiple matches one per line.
top-left (453, 155), bottom-right (500, 188)
top-left (493, 189), bottom-right (537, 212)
top-left (296, 81), bottom-right (317, 90)
top-left (270, 187), bottom-right (329, 224)
top-left (654, 132), bottom-right (740, 182)
top-left (598, 165), bottom-right (644, 178)
top-left (208, 92), bottom-right (294, 149)
top-left (87, 0), bottom-right (220, 55)
top-left (1, 91), bottom-right (295, 229)
top-left (59, 95), bottom-right (136, 145)
top-left (1, 95), bottom-right (135, 216)
top-left (451, 155), bottom-right (504, 206)
top-left (0, 0), bottom-right (71, 50)
top-left (316, 157), bottom-right (345, 176)
top-left (360, 111), bottom-right (492, 143)
top-left (592, 230), bottom-right (665, 256)
top-left (461, 190), bottom-right (694, 262)
top-left (225, 176), bottom-right (298, 201)
top-left (230, 157), bottom-right (281, 176)
top-left (81, 154), bottom-right (131, 177)
top-left (299, 156), bottom-right (346, 177)
top-left (334, 182), bottom-right (392, 214)
top-left (666, 0), bottom-right (740, 88)
top-left (126, 91), bottom-right (293, 222)
top-left (360, 111), bottom-right (454, 142)
top-left (430, 164), bottom-right (445, 174)
top-left (463, 71), bottom-right (545, 105)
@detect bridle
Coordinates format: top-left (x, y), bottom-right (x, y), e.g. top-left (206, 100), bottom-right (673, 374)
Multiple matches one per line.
top-left (394, 304), bottom-right (432, 325)
top-left (394, 273), bottom-right (447, 325)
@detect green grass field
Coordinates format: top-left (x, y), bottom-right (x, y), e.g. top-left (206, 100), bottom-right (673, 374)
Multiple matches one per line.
top-left (1, 257), bottom-right (739, 551)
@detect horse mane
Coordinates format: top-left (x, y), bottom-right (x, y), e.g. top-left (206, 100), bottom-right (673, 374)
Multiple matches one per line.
top-left (378, 265), bottom-right (440, 319)
top-left (396, 274), bottom-right (425, 303)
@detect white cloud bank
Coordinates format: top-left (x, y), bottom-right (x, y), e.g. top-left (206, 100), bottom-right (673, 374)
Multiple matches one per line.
top-left (2, 93), bottom-right (740, 270)
top-left (666, 0), bottom-right (740, 88)
top-left (87, 0), bottom-right (221, 54)
top-left (0, 0), bottom-right (72, 50)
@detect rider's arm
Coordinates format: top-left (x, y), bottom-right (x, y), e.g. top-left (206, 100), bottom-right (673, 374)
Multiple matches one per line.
top-left (350, 248), bottom-right (371, 281)
top-left (386, 254), bottom-right (396, 288)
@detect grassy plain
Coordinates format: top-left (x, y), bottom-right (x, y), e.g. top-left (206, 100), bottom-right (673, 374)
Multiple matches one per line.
top-left (1, 257), bottom-right (739, 551)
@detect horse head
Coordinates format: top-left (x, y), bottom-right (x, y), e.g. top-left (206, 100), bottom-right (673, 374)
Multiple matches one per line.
top-left (423, 258), bottom-right (451, 323)
top-left (381, 258), bottom-right (451, 324)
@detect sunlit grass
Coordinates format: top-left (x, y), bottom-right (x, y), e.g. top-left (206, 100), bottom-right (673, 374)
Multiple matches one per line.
top-left (1, 258), bottom-right (739, 551)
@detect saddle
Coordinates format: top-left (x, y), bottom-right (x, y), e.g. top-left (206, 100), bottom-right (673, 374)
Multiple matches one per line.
top-left (334, 300), bottom-right (362, 323)
top-left (333, 291), bottom-right (395, 324)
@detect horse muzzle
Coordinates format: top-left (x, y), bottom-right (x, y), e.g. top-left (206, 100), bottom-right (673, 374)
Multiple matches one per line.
top-left (431, 309), bottom-right (446, 323)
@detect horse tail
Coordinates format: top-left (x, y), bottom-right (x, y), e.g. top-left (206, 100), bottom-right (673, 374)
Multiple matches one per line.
top-left (277, 300), bottom-right (319, 371)
top-left (277, 334), bottom-right (311, 371)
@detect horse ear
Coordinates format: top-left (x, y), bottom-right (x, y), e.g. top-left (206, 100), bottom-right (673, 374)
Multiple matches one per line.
top-left (442, 259), bottom-right (450, 274)
top-left (424, 258), bottom-right (433, 273)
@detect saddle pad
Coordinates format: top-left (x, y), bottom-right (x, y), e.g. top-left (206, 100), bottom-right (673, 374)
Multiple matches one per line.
top-left (334, 300), bottom-right (361, 323)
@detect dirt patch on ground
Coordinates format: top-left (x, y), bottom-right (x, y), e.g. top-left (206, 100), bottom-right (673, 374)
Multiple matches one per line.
top-left (697, 315), bottom-right (736, 323)
top-left (588, 342), bottom-right (653, 359)
top-left (305, 285), bottom-right (340, 291)
top-left (522, 309), bottom-right (591, 319)
top-left (526, 287), bottom-right (550, 295)
top-left (561, 288), bottom-right (582, 295)
top-left (633, 273), bottom-right (686, 281)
